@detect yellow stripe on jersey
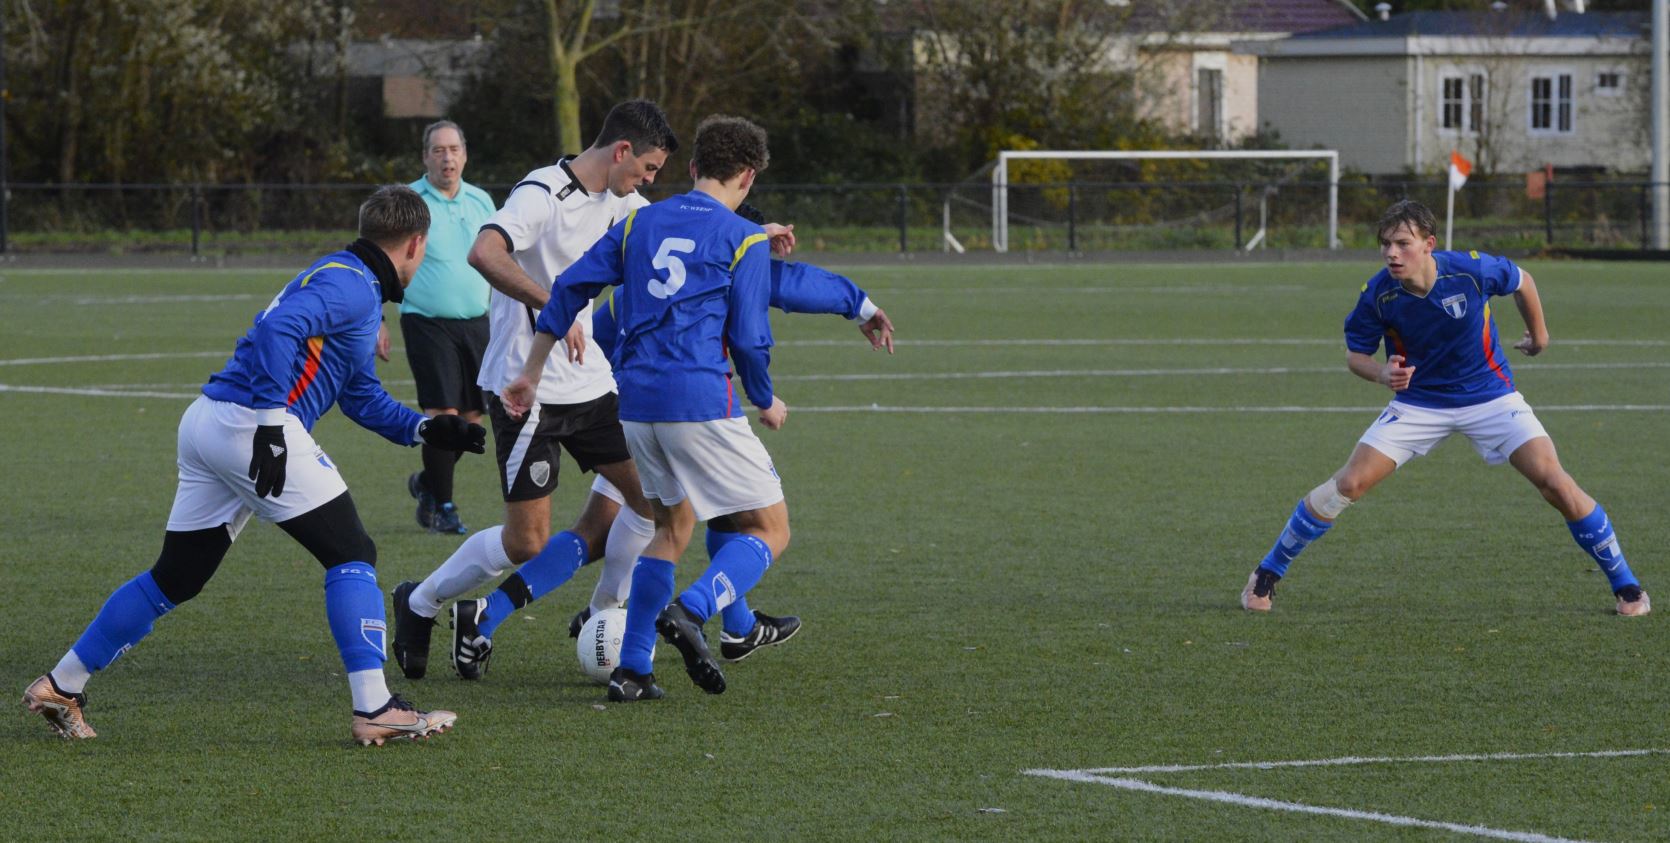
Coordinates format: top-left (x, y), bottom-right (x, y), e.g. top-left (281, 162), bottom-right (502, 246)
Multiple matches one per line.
top-left (596, 286), bottom-right (616, 316)
top-left (731, 233), bottom-right (768, 271)
top-left (620, 209), bottom-right (639, 259)
top-left (1469, 250), bottom-right (1480, 259)
top-left (300, 261), bottom-right (358, 287)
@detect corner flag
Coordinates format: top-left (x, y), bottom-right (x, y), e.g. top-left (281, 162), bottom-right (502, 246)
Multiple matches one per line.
top-left (1449, 151), bottom-right (1472, 192)
top-left (1445, 151), bottom-right (1473, 250)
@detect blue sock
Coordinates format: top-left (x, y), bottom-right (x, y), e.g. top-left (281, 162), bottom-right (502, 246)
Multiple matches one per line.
top-left (70, 572), bottom-right (176, 671)
top-left (323, 563), bottom-right (386, 673)
top-left (678, 535), bottom-right (773, 623)
top-left (1567, 504), bottom-right (1638, 592)
top-left (1258, 499), bottom-right (1334, 578)
top-left (620, 557), bottom-right (675, 675)
top-left (706, 527), bottom-right (758, 637)
top-left (479, 531), bottom-right (587, 638)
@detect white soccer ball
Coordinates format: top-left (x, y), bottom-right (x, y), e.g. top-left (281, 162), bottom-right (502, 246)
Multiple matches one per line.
top-left (575, 607), bottom-right (655, 684)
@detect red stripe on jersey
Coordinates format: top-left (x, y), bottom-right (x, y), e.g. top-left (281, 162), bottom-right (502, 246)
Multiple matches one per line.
top-left (721, 340), bottom-right (735, 415)
top-left (1385, 328), bottom-right (1407, 359)
top-left (287, 336), bottom-right (325, 405)
top-left (1481, 306), bottom-right (1512, 387)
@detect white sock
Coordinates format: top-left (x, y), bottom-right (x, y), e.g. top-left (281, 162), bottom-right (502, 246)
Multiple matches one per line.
top-left (410, 525), bottom-right (513, 617)
top-left (348, 669), bottom-right (392, 714)
top-left (50, 650), bottom-right (92, 695)
top-left (590, 508), bottom-right (655, 614)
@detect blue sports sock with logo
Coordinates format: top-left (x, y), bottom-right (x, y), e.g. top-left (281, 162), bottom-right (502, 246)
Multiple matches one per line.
top-left (1567, 504), bottom-right (1638, 592)
top-left (479, 531), bottom-right (587, 638)
top-left (620, 557), bottom-right (676, 675)
top-left (323, 563), bottom-right (386, 673)
top-left (678, 535), bottom-right (773, 624)
top-left (71, 571), bottom-right (176, 671)
top-left (706, 526), bottom-right (758, 637)
top-left (1258, 499), bottom-right (1333, 578)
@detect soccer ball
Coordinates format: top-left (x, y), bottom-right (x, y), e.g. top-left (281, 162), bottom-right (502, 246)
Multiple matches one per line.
top-left (575, 607), bottom-right (655, 684)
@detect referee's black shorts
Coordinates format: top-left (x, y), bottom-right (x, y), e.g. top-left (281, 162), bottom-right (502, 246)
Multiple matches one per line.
top-left (399, 313), bottom-right (489, 414)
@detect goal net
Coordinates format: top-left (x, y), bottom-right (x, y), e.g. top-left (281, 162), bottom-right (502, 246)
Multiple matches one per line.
top-left (952, 150), bottom-right (1341, 253)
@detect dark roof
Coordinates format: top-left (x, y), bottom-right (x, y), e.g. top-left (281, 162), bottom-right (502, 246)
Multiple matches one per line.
top-left (1223, 0), bottom-right (1366, 33)
top-left (1294, 10), bottom-right (1648, 40)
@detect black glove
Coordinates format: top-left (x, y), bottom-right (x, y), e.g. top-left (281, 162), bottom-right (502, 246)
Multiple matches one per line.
top-left (418, 414), bottom-right (487, 454)
top-left (248, 424), bottom-right (288, 498)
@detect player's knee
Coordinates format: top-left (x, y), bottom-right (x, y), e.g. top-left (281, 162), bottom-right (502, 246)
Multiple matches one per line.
top-left (276, 494), bottom-right (379, 568)
top-left (1307, 479), bottom-right (1356, 519)
top-left (149, 527), bottom-right (235, 605)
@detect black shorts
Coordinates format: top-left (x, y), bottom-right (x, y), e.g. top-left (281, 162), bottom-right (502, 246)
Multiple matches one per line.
top-left (487, 391), bottom-right (631, 502)
top-left (400, 313), bottom-right (489, 414)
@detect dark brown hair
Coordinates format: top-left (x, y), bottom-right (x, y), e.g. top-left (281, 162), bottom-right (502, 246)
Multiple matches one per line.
top-left (591, 99), bottom-right (679, 156)
top-left (1377, 199), bottom-right (1437, 242)
top-left (690, 115), bottom-right (769, 182)
top-left (358, 185), bottom-right (430, 245)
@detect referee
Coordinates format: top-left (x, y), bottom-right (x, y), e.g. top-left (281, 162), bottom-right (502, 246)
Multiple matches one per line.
top-left (401, 120), bottom-right (496, 534)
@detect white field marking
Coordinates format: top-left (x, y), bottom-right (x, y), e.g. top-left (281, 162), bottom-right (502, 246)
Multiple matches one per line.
top-left (776, 337), bottom-right (1670, 348)
top-left (0, 351), bottom-right (228, 367)
top-left (793, 405), bottom-right (1670, 414)
top-left (1026, 749), bottom-right (1670, 843)
top-left (777, 361), bottom-right (1670, 382)
top-left (1027, 771), bottom-right (1591, 843)
top-left (2, 293), bottom-right (262, 305)
top-left (868, 284), bottom-right (1310, 294)
top-left (0, 384), bottom-right (200, 399)
top-left (1078, 748), bottom-right (1670, 775)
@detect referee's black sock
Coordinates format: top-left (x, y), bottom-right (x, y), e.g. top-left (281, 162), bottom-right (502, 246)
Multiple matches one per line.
top-left (420, 444), bottom-right (462, 504)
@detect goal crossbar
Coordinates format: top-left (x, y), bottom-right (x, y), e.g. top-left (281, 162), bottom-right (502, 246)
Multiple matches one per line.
top-left (989, 150), bottom-right (1341, 252)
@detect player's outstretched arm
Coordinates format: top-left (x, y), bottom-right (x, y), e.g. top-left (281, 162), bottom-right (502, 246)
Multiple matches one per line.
top-left (861, 307), bottom-right (894, 354)
top-left (1511, 269), bottom-right (1549, 356)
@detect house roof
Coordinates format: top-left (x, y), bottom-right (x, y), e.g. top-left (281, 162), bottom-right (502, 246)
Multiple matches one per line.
top-left (1293, 10), bottom-right (1649, 40)
top-left (1223, 0), bottom-right (1367, 34)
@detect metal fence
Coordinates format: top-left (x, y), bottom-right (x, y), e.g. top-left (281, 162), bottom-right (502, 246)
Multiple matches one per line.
top-left (2, 177), bottom-right (1666, 256)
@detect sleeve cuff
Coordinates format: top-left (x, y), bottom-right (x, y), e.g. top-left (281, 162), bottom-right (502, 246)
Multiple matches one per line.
top-left (854, 297), bottom-right (878, 322)
top-left (254, 408), bottom-right (290, 426)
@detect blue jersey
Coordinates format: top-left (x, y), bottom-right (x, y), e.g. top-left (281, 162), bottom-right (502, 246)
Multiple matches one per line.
top-left (534, 189), bottom-right (773, 423)
top-left (203, 246), bottom-right (424, 443)
top-left (589, 259), bottom-right (871, 358)
top-left (1344, 250), bottom-right (1523, 409)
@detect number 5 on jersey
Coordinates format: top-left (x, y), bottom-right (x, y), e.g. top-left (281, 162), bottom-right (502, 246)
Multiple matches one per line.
top-left (649, 238), bottom-right (696, 299)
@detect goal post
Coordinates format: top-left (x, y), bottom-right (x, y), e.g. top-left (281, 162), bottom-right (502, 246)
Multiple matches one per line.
top-left (989, 149), bottom-right (1340, 252)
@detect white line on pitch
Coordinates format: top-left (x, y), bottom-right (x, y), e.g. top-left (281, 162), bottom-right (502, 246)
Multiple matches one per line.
top-left (777, 361), bottom-right (1670, 382)
top-left (1076, 748), bottom-right (1670, 774)
top-left (1026, 771), bottom-right (1593, 843)
top-left (0, 384), bottom-right (200, 399)
top-left (0, 351), bottom-right (228, 367)
top-left (793, 405), bottom-right (1670, 414)
top-left (777, 337), bottom-right (1670, 348)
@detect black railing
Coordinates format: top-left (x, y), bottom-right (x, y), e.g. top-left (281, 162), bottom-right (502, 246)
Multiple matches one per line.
top-left (2, 178), bottom-right (1666, 256)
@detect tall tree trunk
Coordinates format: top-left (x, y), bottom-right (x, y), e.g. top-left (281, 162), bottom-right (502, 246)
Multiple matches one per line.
top-left (55, 0), bottom-right (90, 188)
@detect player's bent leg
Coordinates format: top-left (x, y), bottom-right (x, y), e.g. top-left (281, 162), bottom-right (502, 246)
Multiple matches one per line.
top-left (1509, 438), bottom-right (1649, 615)
top-left (702, 516), bottom-right (801, 662)
top-left (1244, 445), bottom-right (1396, 612)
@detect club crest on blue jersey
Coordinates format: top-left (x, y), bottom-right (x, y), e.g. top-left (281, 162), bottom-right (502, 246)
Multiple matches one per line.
top-left (1440, 293), bottom-right (1468, 319)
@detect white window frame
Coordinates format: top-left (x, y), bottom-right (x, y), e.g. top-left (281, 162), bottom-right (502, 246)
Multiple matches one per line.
top-left (1191, 52), bottom-right (1228, 142)
top-left (1595, 68), bottom-right (1625, 98)
top-left (1528, 68), bottom-right (1576, 136)
top-left (1436, 68), bottom-right (1487, 137)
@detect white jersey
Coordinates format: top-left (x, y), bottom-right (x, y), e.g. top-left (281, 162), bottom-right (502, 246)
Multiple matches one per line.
top-left (477, 158), bottom-right (649, 405)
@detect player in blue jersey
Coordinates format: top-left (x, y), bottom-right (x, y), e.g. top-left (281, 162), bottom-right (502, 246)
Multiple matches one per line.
top-left (504, 115), bottom-right (787, 700)
top-left (22, 186), bottom-right (489, 745)
top-left (572, 248), bottom-right (894, 661)
top-left (1239, 200), bottom-right (1649, 617)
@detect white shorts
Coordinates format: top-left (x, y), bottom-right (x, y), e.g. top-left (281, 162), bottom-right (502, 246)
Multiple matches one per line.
top-left (621, 417), bottom-right (784, 521)
top-left (1357, 391), bottom-right (1549, 467)
top-left (591, 473), bottom-right (624, 506)
top-left (167, 396), bottom-right (349, 537)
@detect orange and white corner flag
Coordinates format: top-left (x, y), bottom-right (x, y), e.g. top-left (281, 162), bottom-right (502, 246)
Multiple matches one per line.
top-left (1449, 151), bottom-right (1472, 191)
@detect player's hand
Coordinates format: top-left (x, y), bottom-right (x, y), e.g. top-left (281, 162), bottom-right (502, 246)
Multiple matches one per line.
top-left (765, 223), bottom-right (796, 258)
top-left (859, 307), bottom-right (894, 354)
top-left (501, 376), bottom-right (538, 420)
top-left (1513, 330), bottom-right (1548, 356)
top-left (248, 424), bottom-right (288, 498)
top-left (418, 414), bottom-right (487, 454)
top-left (1379, 354), bottom-right (1415, 391)
top-left (758, 397), bottom-right (788, 430)
top-left (375, 321), bottom-right (391, 362)
top-left (563, 319), bottom-right (586, 365)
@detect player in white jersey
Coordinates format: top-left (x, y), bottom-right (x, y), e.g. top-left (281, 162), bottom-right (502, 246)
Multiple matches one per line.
top-left (388, 101), bottom-right (675, 681)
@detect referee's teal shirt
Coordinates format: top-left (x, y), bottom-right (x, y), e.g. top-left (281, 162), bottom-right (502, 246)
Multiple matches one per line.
top-left (402, 175), bottom-right (496, 319)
